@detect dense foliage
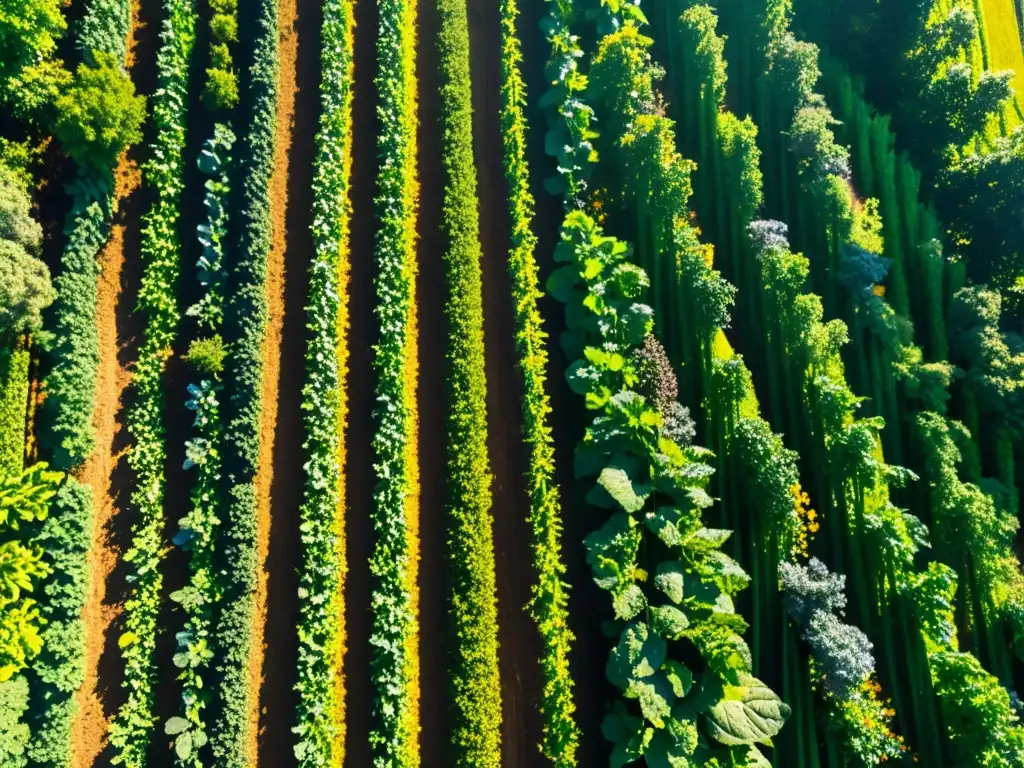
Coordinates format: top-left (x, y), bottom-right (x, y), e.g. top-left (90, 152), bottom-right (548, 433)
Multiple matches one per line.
top-left (210, 0), bottom-right (279, 762)
top-left (108, 0), bottom-right (196, 762)
top-left (436, 0), bottom-right (502, 763)
top-left (292, 0), bottom-right (353, 763)
top-left (498, 0), bottom-right (578, 761)
top-left (368, 0), bottom-right (421, 763)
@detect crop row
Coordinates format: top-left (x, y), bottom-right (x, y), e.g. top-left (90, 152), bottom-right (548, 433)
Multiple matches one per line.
top-left (27, 0), bottom-right (134, 762)
top-left (107, 1), bottom-right (196, 763)
top-left (435, 0), bottom-right (501, 764)
top-left (210, 0), bottom-right (279, 762)
top-left (161, 124), bottom-right (235, 767)
top-left (550, 209), bottom-right (791, 766)
top-left (369, 0), bottom-right (421, 763)
top-left (292, 0), bottom-right (354, 764)
top-left (497, 0), bottom-right (577, 763)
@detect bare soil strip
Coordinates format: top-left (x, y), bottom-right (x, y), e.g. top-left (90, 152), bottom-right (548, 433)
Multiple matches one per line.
top-left (242, 0), bottom-right (307, 761)
top-left (253, 0), bottom-right (321, 761)
top-left (465, 0), bottom-right (546, 763)
top-left (341, 0), bottom-right (379, 760)
top-left (71, 0), bottom-right (161, 761)
top-left (414, 0), bottom-right (450, 761)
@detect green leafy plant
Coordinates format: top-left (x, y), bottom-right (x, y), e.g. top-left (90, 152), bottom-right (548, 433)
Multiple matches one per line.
top-left (292, 0), bottom-right (353, 764)
top-left (108, 1), bottom-right (196, 763)
top-left (501, 0), bottom-right (578, 761)
top-left (550, 211), bottom-right (790, 766)
top-left (53, 51), bottom-right (145, 172)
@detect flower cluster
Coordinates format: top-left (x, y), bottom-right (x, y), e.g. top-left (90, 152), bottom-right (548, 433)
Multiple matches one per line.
top-left (790, 483), bottom-right (818, 558)
top-left (819, 667), bottom-right (909, 765)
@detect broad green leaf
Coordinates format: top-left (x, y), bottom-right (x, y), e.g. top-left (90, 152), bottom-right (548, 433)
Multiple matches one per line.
top-left (547, 265), bottom-right (582, 303)
top-left (662, 660), bottom-right (693, 698)
top-left (592, 462), bottom-right (651, 513)
top-left (165, 716), bottom-right (190, 735)
top-left (613, 584), bottom-right (647, 621)
top-left (704, 675), bottom-right (791, 747)
top-left (175, 731), bottom-right (193, 760)
top-left (651, 605), bottom-right (690, 639)
top-left (654, 562), bottom-right (685, 604)
top-left (607, 621), bottom-right (666, 690)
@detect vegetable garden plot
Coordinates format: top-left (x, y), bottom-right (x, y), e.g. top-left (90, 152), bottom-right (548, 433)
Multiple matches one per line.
top-left (2, 0), bottom-right (1024, 764)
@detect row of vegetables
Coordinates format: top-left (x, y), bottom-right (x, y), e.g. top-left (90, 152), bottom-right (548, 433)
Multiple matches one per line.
top-left (22, 0), bottom-right (136, 765)
top-left (368, 0), bottom-right (422, 763)
top-left (654, 1), bottom-right (1024, 764)
top-left (108, 0), bottom-right (196, 762)
top-left (435, 0), bottom-right (503, 763)
top-left (8, 0), bottom-right (1024, 765)
top-left (292, 0), bottom-right (354, 764)
top-left (497, 0), bottom-right (578, 762)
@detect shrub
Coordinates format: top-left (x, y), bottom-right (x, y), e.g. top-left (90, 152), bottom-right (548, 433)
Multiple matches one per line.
top-left (53, 51), bottom-right (146, 171)
top-left (0, 241), bottom-right (54, 341)
top-left (202, 68), bottom-right (238, 112)
top-left (26, 479), bottom-right (91, 767)
top-left (0, 676), bottom-right (29, 767)
top-left (185, 336), bottom-right (226, 375)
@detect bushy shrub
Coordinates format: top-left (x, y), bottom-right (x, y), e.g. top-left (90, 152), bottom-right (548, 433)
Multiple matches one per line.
top-left (185, 336), bottom-right (226, 375)
top-left (53, 52), bottom-right (146, 171)
top-left (0, 240), bottom-right (55, 340)
top-left (26, 479), bottom-right (90, 767)
top-left (0, 676), bottom-right (29, 767)
top-left (202, 68), bottom-right (238, 112)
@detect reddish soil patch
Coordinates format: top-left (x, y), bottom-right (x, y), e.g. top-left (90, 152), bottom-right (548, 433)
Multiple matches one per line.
top-left (73, 169), bottom-right (142, 766)
top-left (71, 0), bottom-right (161, 761)
top-left (253, 0), bottom-right (320, 761)
top-left (414, 0), bottom-right (450, 762)
top-left (340, 0), bottom-right (379, 760)
top-left (244, 0), bottom-right (295, 754)
top-left (465, 0), bottom-right (547, 764)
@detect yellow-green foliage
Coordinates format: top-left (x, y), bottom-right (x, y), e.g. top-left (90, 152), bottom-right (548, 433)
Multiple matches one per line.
top-left (369, 0), bottom-right (421, 763)
top-left (293, 0), bottom-right (354, 764)
top-left (499, 0), bottom-right (578, 761)
top-left (437, 0), bottom-right (501, 763)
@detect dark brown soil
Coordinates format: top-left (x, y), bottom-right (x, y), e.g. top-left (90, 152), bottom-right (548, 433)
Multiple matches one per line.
top-left (254, 0), bottom-right (320, 760)
top-left (414, 0), bottom-right (451, 762)
top-left (466, 0), bottom-right (547, 765)
top-left (340, 0), bottom-right (379, 763)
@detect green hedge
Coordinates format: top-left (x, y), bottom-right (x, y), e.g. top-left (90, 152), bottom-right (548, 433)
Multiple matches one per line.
top-left (498, 0), bottom-right (577, 762)
top-left (31, 0), bottom-right (132, 760)
top-left (292, 0), bottom-right (353, 764)
top-left (40, 194), bottom-right (108, 472)
top-left (0, 342), bottom-right (30, 475)
top-left (368, 0), bottom-right (419, 763)
top-left (436, 0), bottom-right (501, 764)
top-left (209, 0), bottom-right (278, 763)
top-left (78, 0), bottom-right (131, 65)
top-left (26, 479), bottom-right (91, 768)
top-left (108, 1), bottom-right (196, 763)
